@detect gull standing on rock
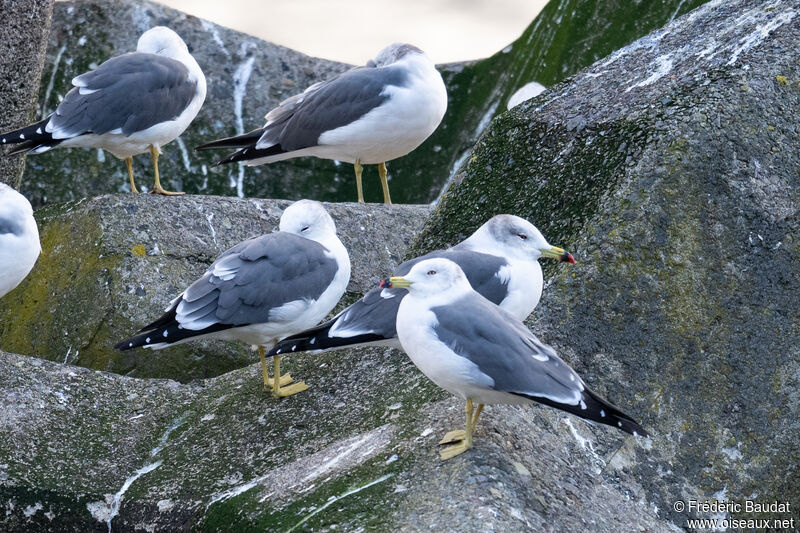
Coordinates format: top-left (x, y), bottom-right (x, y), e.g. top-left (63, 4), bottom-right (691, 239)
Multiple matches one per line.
top-left (0, 27), bottom-right (206, 196)
top-left (0, 184), bottom-right (40, 299)
top-left (196, 43), bottom-right (447, 204)
top-left (114, 200), bottom-right (350, 397)
top-left (388, 258), bottom-right (648, 460)
top-left (269, 215), bottom-right (574, 357)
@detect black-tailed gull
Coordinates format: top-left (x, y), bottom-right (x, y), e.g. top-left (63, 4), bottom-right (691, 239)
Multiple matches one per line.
top-left (1, 27), bottom-right (206, 196)
top-left (114, 200), bottom-right (350, 397)
top-left (0, 184), bottom-right (40, 298)
top-left (388, 258), bottom-right (648, 459)
top-left (268, 215), bottom-right (574, 357)
top-left (196, 43), bottom-right (447, 204)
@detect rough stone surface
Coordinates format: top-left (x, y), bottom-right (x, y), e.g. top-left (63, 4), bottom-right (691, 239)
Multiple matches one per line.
top-left (0, 0), bottom-right (54, 188)
top-left (22, 0), bottom-right (705, 206)
top-left (418, 0), bottom-right (800, 527)
top-left (0, 350), bottom-right (676, 532)
top-left (0, 195), bottom-right (431, 381)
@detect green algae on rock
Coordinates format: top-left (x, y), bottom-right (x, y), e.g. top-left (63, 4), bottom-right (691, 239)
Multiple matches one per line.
top-left (0, 195), bottom-right (431, 382)
top-left (417, 0), bottom-right (800, 526)
top-left (23, 0), bottom-right (705, 206)
top-left (0, 350), bottom-right (673, 531)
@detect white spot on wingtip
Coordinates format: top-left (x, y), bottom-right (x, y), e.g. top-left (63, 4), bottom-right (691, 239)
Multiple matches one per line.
top-left (600, 410), bottom-right (606, 417)
top-left (291, 345), bottom-right (296, 351)
top-left (19, 133), bottom-right (24, 139)
top-left (276, 349), bottom-right (281, 354)
top-left (35, 127), bottom-right (42, 134)
top-left (163, 330), bottom-right (168, 338)
top-left (618, 421), bottom-right (623, 427)
top-left (310, 337), bottom-right (316, 344)
top-left (580, 400), bottom-right (587, 410)
top-left (145, 337), bottom-right (151, 343)
top-left (129, 343), bottom-right (133, 348)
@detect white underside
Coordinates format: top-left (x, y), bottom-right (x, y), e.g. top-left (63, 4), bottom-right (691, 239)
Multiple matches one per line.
top-left (396, 295), bottom-right (529, 406)
top-left (50, 50), bottom-right (206, 160)
top-left (246, 54), bottom-right (447, 167)
top-left (147, 233), bottom-right (350, 350)
top-left (0, 188), bottom-right (40, 298)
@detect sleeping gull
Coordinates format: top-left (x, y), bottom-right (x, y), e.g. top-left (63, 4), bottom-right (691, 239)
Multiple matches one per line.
top-left (0, 184), bottom-right (40, 298)
top-left (388, 258), bottom-right (648, 460)
top-left (1, 26), bottom-right (206, 195)
top-left (196, 43), bottom-right (447, 204)
top-left (114, 199), bottom-right (350, 397)
top-left (268, 214), bottom-right (574, 357)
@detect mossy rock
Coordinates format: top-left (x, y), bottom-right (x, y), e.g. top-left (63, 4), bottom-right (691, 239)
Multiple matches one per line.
top-left (0, 349), bottom-right (676, 531)
top-left (0, 195), bottom-right (431, 382)
top-left (417, 0), bottom-right (800, 526)
top-left (20, 0), bottom-right (705, 206)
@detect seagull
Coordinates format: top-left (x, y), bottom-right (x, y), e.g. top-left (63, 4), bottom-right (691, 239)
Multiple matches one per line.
top-left (0, 184), bottom-right (40, 298)
top-left (267, 214), bottom-right (574, 358)
top-left (388, 258), bottom-right (648, 460)
top-left (114, 200), bottom-right (350, 397)
top-left (0, 26), bottom-right (206, 196)
top-left (195, 43), bottom-right (447, 204)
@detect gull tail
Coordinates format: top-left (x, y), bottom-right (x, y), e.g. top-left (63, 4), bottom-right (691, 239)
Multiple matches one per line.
top-left (268, 288), bottom-right (406, 356)
top-left (267, 319), bottom-right (393, 357)
top-left (519, 387), bottom-right (649, 438)
top-left (114, 305), bottom-right (230, 351)
top-left (212, 144), bottom-right (287, 166)
top-left (1, 118), bottom-right (63, 155)
top-left (194, 128), bottom-right (264, 151)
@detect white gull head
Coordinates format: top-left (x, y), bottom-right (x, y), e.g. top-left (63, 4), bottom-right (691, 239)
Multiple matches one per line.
top-left (461, 214), bottom-right (574, 263)
top-left (279, 199), bottom-right (338, 243)
top-left (394, 258), bottom-right (472, 299)
top-left (137, 26), bottom-right (190, 58)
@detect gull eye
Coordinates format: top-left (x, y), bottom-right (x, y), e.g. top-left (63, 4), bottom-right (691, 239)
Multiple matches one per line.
top-left (427, 270), bottom-right (436, 275)
top-left (517, 233), bottom-right (528, 240)
top-left (301, 226), bottom-right (310, 232)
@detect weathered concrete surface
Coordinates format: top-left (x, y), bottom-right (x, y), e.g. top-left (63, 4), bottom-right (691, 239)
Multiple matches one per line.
top-left (419, 0), bottom-right (800, 527)
top-left (0, 195), bottom-right (431, 381)
top-left (0, 0), bottom-right (54, 188)
top-left (0, 350), bottom-right (675, 532)
top-left (23, 0), bottom-right (705, 206)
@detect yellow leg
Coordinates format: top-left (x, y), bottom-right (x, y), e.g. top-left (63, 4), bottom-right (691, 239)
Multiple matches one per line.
top-left (354, 160), bottom-right (364, 203)
top-left (269, 354), bottom-right (308, 398)
top-left (148, 145), bottom-right (184, 196)
top-left (440, 399), bottom-right (481, 460)
top-left (378, 162), bottom-right (391, 204)
top-left (259, 347), bottom-right (293, 390)
top-left (125, 157), bottom-right (139, 194)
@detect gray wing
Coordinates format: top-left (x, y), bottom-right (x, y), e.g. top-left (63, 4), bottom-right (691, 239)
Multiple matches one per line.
top-left (48, 53), bottom-right (197, 138)
top-left (431, 293), bottom-right (584, 405)
top-left (176, 232), bottom-right (338, 329)
top-left (256, 65), bottom-right (411, 151)
top-left (265, 248), bottom-right (511, 355)
top-left (327, 248), bottom-right (510, 338)
top-left (430, 293), bottom-right (649, 436)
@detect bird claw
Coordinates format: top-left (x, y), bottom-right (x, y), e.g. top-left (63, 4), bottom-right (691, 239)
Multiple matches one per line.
top-left (149, 186), bottom-right (184, 196)
top-left (272, 380), bottom-right (309, 398)
top-left (439, 430), bottom-right (466, 445)
top-left (440, 441), bottom-right (470, 460)
top-left (263, 373), bottom-right (295, 389)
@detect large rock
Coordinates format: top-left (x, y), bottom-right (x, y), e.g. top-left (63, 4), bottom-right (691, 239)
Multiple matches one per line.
top-left (0, 0), bottom-right (54, 188)
top-left (0, 195), bottom-right (430, 381)
top-left (22, 0), bottom-right (706, 206)
top-left (419, 0), bottom-right (800, 526)
top-left (0, 349), bottom-right (675, 531)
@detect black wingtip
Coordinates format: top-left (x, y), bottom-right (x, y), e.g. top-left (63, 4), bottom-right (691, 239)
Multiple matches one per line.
top-left (516, 386), bottom-right (649, 438)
